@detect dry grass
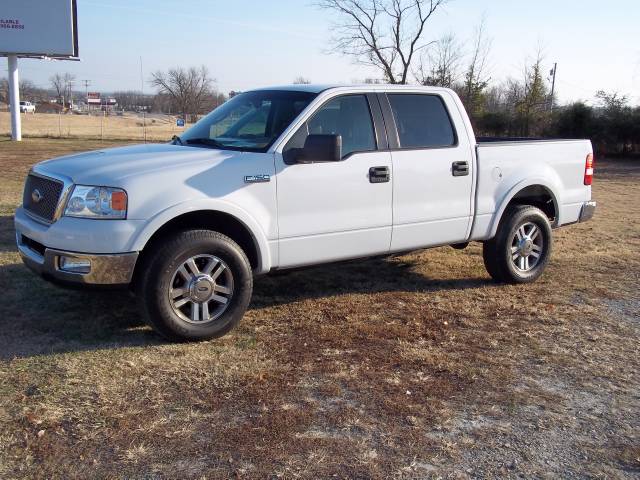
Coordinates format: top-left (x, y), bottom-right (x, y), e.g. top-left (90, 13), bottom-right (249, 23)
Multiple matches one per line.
top-left (0, 112), bottom-right (192, 142)
top-left (0, 137), bottom-right (638, 479)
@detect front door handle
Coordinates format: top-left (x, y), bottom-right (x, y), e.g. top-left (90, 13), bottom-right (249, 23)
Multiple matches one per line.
top-left (369, 166), bottom-right (390, 183)
top-left (452, 161), bottom-right (469, 177)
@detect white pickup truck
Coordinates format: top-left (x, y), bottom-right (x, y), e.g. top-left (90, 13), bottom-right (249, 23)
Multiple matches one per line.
top-left (15, 85), bottom-right (596, 341)
top-left (19, 101), bottom-right (36, 114)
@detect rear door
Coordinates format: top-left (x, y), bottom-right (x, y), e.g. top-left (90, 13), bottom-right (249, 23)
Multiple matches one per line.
top-left (274, 93), bottom-right (393, 268)
top-left (380, 92), bottom-right (475, 251)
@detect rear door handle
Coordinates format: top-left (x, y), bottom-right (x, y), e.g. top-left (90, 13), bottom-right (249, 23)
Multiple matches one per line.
top-left (452, 161), bottom-right (469, 177)
top-left (369, 166), bottom-right (390, 183)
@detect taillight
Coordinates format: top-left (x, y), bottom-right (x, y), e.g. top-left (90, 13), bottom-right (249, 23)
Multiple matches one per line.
top-left (584, 153), bottom-right (594, 186)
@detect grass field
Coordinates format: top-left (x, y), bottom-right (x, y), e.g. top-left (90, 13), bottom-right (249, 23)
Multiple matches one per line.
top-left (0, 112), bottom-right (190, 142)
top-left (0, 137), bottom-right (638, 478)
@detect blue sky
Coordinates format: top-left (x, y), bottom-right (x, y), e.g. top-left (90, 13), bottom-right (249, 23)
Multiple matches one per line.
top-left (7, 0), bottom-right (640, 105)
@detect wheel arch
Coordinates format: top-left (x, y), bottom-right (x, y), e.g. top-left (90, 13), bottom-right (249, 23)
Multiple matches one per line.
top-left (130, 201), bottom-right (272, 275)
top-left (489, 180), bottom-right (560, 238)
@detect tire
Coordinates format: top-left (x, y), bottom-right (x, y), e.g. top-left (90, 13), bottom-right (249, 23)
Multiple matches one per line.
top-left (137, 230), bottom-right (253, 341)
top-left (482, 205), bottom-right (553, 284)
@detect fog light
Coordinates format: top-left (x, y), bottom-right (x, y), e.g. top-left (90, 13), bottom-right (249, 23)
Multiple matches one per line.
top-left (59, 256), bottom-right (91, 274)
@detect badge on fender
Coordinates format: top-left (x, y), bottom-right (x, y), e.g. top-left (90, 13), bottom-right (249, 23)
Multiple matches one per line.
top-left (244, 175), bottom-right (271, 183)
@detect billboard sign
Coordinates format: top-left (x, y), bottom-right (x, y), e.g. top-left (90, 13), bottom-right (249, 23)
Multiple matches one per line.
top-left (87, 92), bottom-right (101, 104)
top-left (0, 0), bottom-right (78, 58)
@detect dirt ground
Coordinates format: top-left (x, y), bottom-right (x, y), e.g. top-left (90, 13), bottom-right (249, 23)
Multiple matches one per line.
top-left (0, 137), bottom-right (638, 479)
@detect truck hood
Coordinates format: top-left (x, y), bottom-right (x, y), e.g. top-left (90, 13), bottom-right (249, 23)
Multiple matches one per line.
top-left (35, 143), bottom-right (238, 185)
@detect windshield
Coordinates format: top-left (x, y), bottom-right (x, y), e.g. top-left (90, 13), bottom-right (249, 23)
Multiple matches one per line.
top-left (179, 90), bottom-right (317, 152)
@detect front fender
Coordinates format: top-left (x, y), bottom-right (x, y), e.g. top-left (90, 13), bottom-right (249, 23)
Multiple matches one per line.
top-left (129, 199), bottom-right (273, 274)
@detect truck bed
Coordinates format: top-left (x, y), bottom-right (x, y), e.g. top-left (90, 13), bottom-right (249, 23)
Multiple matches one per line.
top-left (470, 139), bottom-right (593, 240)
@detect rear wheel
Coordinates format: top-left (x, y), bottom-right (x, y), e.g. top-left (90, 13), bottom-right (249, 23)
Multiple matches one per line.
top-left (483, 205), bottom-right (552, 284)
top-left (138, 230), bottom-right (253, 341)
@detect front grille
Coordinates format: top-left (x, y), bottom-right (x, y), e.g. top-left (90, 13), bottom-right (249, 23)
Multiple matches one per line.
top-left (23, 174), bottom-right (64, 222)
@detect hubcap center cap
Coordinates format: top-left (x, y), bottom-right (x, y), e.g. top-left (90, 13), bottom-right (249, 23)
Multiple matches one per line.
top-left (189, 275), bottom-right (214, 302)
top-left (520, 238), bottom-right (534, 256)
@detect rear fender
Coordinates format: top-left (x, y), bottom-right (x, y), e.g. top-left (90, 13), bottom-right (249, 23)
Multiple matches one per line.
top-left (488, 178), bottom-right (561, 238)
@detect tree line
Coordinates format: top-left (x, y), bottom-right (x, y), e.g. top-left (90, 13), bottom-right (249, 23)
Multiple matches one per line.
top-left (1, 0), bottom-right (638, 154)
top-left (319, 0), bottom-right (639, 155)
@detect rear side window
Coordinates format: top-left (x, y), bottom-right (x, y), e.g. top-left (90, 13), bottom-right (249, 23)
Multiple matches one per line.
top-left (387, 94), bottom-right (456, 149)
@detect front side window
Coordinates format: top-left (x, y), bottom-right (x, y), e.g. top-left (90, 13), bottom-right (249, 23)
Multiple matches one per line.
top-left (180, 90), bottom-right (317, 152)
top-left (286, 95), bottom-right (377, 158)
top-left (387, 94), bottom-right (456, 149)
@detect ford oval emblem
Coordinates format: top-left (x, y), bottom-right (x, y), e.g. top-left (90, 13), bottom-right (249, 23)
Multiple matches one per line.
top-left (31, 189), bottom-right (43, 204)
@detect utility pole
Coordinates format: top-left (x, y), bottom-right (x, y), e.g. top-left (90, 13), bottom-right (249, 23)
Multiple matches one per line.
top-left (67, 80), bottom-right (75, 110)
top-left (140, 56), bottom-right (147, 143)
top-left (82, 79), bottom-right (91, 111)
top-left (549, 62), bottom-right (558, 111)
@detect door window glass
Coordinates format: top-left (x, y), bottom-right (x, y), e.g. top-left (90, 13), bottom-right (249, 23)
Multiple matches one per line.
top-left (286, 95), bottom-right (376, 158)
top-left (387, 94), bottom-right (456, 148)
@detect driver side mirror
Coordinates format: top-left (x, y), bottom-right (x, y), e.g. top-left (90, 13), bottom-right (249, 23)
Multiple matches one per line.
top-left (284, 134), bottom-right (342, 165)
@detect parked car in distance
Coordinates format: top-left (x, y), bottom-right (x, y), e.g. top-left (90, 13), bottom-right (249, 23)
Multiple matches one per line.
top-left (19, 101), bottom-right (36, 113)
top-left (15, 85), bottom-right (596, 341)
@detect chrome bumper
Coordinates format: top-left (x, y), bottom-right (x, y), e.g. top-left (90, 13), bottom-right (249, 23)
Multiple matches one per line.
top-left (17, 233), bottom-right (138, 286)
top-left (579, 201), bottom-right (597, 223)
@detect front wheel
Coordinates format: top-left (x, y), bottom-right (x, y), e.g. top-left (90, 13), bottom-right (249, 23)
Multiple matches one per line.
top-left (138, 230), bottom-right (253, 341)
top-left (483, 205), bottom-right (553, 284)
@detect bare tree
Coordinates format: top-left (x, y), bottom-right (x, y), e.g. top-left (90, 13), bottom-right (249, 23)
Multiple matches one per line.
top-left (150, 66), bottom-right (214, 121)
top-left (50, 73), bottom-right (66, 103)
top-left (49, 73), bottom-right (75, 107)
top-left (0, 78), bottom-right (45, 105)
top-left (502, 49), bottom-right (550, 137)
top-left (318, 0), bottom-right (449, 84)
top-left (461, 17), bottom-right (491, 115)
top-left (416, 32), bottom-right (462, 87)
top-left (293, 76), bottom-right (311, 84)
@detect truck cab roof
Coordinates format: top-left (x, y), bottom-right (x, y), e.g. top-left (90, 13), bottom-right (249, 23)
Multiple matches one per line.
top-left (250, 84), bottom-right (453, 95)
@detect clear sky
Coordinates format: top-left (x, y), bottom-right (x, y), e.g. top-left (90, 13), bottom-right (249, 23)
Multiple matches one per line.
top-left (6, 0), bottom-right (640, 105)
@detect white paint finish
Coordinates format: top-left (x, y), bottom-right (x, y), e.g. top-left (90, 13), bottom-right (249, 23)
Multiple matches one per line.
top-left (8, 56), bottom-right (21, 141)
top-left (14, 207), bottom-right (145, 254)
top-left (389, 91), bottom-right (475, 250)
top-left (469, 213), bottom-right (493, 239)
top-left (32, 144), bottom-right (278, 273)
top-left (274, 150), bottom-right (393, 268)
top-left (391, 217), bottom-right (470, 252)
top-left (560, 203), bottom-right (584, 225)
top-left (278, 226), bottom-right (391, 267)
top-left (16, 85), bottom-right (596, 279)
top-left (472, 140), bottom-right (593, 239)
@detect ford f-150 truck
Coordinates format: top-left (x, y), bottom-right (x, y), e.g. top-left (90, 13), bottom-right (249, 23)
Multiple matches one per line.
top-left (15, 85), bottom-right (596, 341)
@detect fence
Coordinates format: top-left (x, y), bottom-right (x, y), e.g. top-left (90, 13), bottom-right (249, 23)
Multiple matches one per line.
top-left (0, 111), bottom-right (193, 142)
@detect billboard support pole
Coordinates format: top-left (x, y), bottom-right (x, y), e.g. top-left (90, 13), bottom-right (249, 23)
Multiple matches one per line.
top-left (8, 55), bottom-right (22, 141)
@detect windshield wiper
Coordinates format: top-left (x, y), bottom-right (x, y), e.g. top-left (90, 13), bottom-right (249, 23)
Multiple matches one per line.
top-left (171, 135), bottom-right (183, 145)
top-left (185, 138), bottom-right (225, 148)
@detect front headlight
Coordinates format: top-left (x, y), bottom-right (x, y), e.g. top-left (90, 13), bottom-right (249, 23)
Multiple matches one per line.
top-left (64, 185), bottom-right (128, 219)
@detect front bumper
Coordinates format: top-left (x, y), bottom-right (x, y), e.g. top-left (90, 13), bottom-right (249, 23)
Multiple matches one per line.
top-left (17, 232), bottom-right (138, 286)
top-left (579, 201), bottom-right (597, 223)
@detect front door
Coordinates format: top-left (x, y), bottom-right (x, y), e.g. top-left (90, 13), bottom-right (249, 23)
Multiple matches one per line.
top-left (275, 94), bottom-right (393, 268)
